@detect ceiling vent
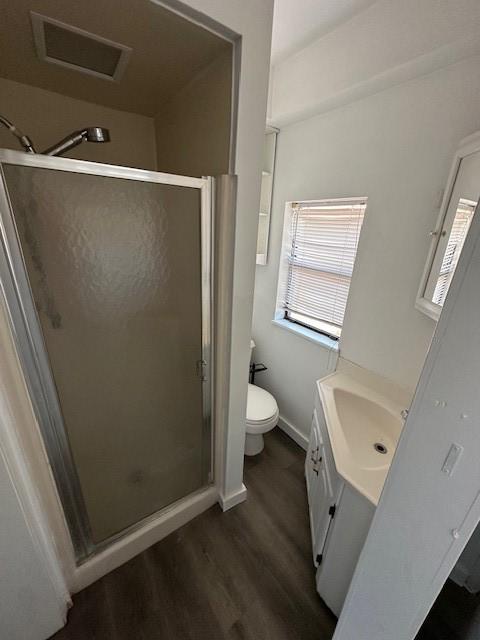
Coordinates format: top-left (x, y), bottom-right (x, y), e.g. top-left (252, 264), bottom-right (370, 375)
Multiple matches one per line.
top-left (31, 12), bottom-right (131, 82)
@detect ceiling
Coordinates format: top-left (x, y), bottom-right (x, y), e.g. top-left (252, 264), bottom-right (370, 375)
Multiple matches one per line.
top-left (271, 0), bottom-right (378, 65)
top-left (0, 0), bottom-right (230, 116)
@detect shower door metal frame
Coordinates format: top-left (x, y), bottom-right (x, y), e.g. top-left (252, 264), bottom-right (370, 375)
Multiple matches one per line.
top-left (0, 149), bottom-right (214, 562)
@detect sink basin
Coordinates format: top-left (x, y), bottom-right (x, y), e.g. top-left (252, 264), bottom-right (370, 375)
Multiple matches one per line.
top-left (318, 370), bottom-right (408, 505)
top-left (333, 388), bottom-right (399, 471)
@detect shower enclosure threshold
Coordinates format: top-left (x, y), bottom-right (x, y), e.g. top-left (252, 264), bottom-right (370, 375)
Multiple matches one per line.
top-left (73, 485), bottom-right (218, 592)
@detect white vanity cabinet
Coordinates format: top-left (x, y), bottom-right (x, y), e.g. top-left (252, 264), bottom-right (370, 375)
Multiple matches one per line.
top-left (316, 482), bottom-right (375, 616)
top-left (305, 407), bottom-right (342, 568)
top-left (307, 389), bottom-right (376, 616)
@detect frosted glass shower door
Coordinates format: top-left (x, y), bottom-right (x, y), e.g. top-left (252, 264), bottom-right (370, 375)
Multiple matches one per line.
top-left (0, 153), bottom-right (212, 559)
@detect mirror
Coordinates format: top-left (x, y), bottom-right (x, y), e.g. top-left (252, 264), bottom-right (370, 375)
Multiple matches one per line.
top-left (256, 126), bottom-right (278, 265)
top-left (416, 132), bottom-right (480, 320)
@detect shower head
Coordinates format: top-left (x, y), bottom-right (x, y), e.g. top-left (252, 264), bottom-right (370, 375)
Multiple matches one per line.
top-left (0, 116), bottom-right (110, 158)
top-left (84, 127), bottom-right (110, 143)
top-left (42, 127), bottom-right (111, 157)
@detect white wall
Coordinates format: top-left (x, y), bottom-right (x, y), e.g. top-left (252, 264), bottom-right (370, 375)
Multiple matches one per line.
top-left (0, 455), bottom-right (66, 639)
top-left (155, 48), bottom-right (232, 176)
top-left (333, 137), bottom-right (480, 640)
top-left (0, 78), bottom-right (157, 170)
top-left (0, 4), bottom-right (273, 632)
top-left (271, 0), bottom-right (480, 126)
top-left (253, 54), bottom-right (480, 440)
top-left (0, 301), bottom-right (69, 639)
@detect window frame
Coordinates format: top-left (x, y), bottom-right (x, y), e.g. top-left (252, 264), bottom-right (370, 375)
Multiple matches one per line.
top-left (275, 197), bottom-right (367, 342)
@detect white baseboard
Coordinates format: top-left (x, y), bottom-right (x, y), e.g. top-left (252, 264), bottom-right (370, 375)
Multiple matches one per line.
top-left (219, 483), bottom-right (247, 511)
top-left (73, 486), bottom-right (218, 592)
top-left (278, 415), bottom-right (309, 451)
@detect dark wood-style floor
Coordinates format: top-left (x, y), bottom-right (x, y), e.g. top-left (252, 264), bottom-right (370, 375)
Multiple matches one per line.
top-left (50, 429), bottom-right (337, 640)
top-left (416, 579), bottom-right (480, 640)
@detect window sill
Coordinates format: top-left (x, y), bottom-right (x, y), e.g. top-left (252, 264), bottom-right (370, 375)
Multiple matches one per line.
top-left (272, 318), bottom-right (340, 352)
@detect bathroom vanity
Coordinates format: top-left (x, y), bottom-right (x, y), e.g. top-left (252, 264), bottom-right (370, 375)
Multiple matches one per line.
top-left (306, 362), bottom-right (411, 616)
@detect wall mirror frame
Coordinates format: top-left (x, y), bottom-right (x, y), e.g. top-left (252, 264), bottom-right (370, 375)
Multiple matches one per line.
top-left (256, 125), bottom-right (278, 265)
top-left (416, 131), bottom-right (480, 321)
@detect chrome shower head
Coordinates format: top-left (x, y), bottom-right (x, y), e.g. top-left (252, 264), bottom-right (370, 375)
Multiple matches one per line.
top-left (42, 127), bottom-right (111, 157)
top-left (84, 127), bottom-right (110, 143)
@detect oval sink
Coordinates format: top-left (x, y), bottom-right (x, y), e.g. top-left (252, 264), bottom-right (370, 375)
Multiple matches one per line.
top-left (333, 388), bottom-right (400, 470)
top-left (317, 369), bottom-right (411, 505)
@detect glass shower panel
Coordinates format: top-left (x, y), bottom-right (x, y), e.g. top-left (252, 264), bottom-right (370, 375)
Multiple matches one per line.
top-left (3, 165), bottom-right (209, 545)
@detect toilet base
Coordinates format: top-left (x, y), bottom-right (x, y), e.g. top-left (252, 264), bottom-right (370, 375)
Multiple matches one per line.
top-left (245, 433), bottom-right (265, 456)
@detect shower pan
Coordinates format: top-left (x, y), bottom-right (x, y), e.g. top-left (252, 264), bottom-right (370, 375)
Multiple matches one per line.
top-left (0, 150), bottom-right (214, 562)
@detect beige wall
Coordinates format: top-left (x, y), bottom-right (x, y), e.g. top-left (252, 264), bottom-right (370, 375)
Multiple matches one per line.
top-left (154, 49), bottom-right (232, 177)
top-left (0, 1), bottom-right (273, 608)
top-left (0, 78), bottom-right (157, 170)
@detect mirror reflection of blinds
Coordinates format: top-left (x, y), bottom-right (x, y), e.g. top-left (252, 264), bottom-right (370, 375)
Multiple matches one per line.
top-left (433, 198), bottom-right (477, 306)
top-left (284, 199), bottom-right (366, 338)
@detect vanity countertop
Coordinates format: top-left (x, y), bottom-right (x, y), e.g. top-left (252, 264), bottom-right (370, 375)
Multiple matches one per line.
top-left (317, 362), bottom-right (412, 506)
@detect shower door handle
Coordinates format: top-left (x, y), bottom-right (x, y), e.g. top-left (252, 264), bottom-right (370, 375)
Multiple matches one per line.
top-left (196, 359), bottom-right (207, 381)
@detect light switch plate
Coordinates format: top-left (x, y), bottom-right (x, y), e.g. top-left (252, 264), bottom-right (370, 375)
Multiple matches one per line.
top-left (442, 443), bottom-right (464, 476)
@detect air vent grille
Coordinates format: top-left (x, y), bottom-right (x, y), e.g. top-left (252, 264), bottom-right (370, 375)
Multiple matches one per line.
top-left (31, 12), bottom-right (131, 82)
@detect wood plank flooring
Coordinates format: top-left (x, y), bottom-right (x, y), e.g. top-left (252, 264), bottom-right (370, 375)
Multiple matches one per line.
top-left (416, 579), bottom-right (480, 640)
top-left (50, 429), bottom-right (337, 640)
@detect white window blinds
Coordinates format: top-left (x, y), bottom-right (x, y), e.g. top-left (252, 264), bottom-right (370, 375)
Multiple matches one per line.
top-left (284, 199), bottom-right (366, 338)
top-left (432, 198), bottom-right (476, 306)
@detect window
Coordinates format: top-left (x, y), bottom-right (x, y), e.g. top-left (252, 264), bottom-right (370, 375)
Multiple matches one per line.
top-left (432, 197), bottom-right (476, 306)
top-left (280, 198), bottom-right (366, 339)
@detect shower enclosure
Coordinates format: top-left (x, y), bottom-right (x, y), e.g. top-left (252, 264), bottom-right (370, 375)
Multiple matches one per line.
top-left (0, 150), bottom-right (213, 562)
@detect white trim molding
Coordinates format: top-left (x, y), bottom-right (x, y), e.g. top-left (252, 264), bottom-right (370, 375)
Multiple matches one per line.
top-left (0, 298), bottom-right (70, 616)
top-left (277, 416), bottom-right (309, 451)
top-left (270, 4), bottom-right (480, 129)
top-left (219, 483), bottom-right (247, 511)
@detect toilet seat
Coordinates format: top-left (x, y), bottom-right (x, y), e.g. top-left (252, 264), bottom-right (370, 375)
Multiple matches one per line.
top-left (246, 383), bottom-right (279, 434)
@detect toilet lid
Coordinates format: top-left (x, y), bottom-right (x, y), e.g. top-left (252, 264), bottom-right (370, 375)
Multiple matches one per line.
top-left (246, 383), bottom-right (278, 422)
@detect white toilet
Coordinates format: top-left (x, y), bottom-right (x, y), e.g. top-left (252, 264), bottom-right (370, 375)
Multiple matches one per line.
top-left (245, 340), bottom-right (279, 456)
